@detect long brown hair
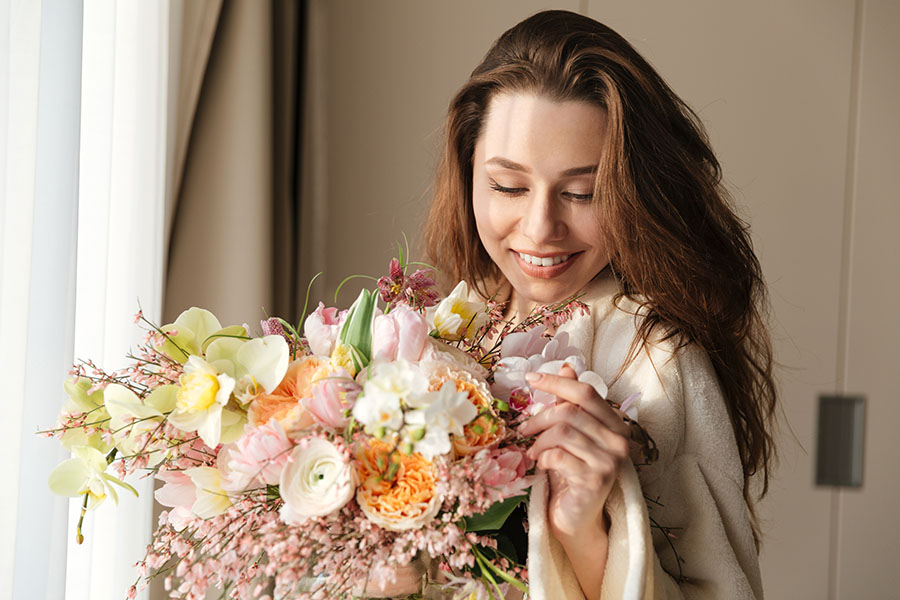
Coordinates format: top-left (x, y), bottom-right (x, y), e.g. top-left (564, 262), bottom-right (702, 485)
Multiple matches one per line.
top-left (424, 9), bottom-right (776, 547)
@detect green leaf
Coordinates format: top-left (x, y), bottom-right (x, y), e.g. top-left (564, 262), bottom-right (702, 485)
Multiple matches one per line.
top-left (338, 288), bottom-right (377, 370)
top-left (462, 494), bottom-right (527, 532)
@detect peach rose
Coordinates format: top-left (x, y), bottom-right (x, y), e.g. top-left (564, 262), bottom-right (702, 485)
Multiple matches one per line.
top-left (355, 439), bottom-right (440, 531)
top-left (247, 356), bottom-right (329, 431)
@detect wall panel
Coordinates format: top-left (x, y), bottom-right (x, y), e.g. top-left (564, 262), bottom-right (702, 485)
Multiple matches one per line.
top-left (838, 1), bottom-right (900, 597)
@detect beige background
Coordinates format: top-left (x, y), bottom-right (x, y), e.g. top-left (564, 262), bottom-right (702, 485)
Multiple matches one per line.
top-left (300, 1), bottom-right (900, 598)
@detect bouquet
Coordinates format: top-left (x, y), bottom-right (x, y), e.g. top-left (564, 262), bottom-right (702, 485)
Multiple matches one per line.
top-left (43, 257), bottom-right (652, 599)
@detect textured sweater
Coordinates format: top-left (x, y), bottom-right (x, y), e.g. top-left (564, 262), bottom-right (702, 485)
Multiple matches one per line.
top-left (525, 269), bottom-right (763, 599)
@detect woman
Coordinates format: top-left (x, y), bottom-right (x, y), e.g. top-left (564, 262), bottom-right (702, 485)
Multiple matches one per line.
top-left (420, 9), bottom-right (776, 600)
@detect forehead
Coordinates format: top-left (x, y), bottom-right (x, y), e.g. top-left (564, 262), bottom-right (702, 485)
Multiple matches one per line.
top-left (476, 93), bottom-right (607, 173)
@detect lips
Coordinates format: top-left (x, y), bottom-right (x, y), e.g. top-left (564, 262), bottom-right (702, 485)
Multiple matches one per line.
top-left (512, 250), bottom-right (581, 279)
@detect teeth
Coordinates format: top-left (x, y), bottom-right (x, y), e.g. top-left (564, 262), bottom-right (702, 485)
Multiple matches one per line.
top-left (518, 252), bottom-right (571, 266)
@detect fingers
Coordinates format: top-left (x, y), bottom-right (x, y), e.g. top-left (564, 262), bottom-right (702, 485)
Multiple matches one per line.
top-left (525, 366), bottom-right (628, 437)
top-left (527, 421), bottom-right (628, 470)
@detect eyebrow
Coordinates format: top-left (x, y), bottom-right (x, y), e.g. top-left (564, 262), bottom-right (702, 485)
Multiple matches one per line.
top-left (484, 156), bottom-right (598, 177)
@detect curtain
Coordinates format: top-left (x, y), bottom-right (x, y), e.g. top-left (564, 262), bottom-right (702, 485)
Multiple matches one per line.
top-left (165, 0), bottom-right (306, 325)
top-left (1, 1), bottom-right (81, 598)
top-left (1, 1), bottom-right (172, 599)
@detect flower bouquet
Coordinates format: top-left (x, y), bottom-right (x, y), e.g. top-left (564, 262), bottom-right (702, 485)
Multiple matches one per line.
top-left (43, 257), bottom-right (650, 599)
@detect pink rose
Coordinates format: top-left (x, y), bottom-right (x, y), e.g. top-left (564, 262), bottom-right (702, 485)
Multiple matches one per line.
top-left (303, 368), bottom-right (360, 429)
top-left (304, 302), bottom-right (344, 357)
top-left (371, 303), bottom-right (428, 362)
top-left (478, 447), bottom-right (534, 498)
top-left (223, 419), bottom-right (293, 490)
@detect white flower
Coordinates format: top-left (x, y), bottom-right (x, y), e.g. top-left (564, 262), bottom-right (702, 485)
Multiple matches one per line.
top-left (403, 381), bottom-right (478, 459)
top-left (353, 361), bottom-right (428, 435)
top-left (352, 391), bottom-right (404, 434)
top-left (426, 281), bottom-right (488, 340)
top-left (279, 438), bottom-right (356, 524)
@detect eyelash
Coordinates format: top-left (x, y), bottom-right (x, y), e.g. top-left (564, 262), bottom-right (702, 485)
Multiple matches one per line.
top-left (488, 180), bottom-right (594, 202)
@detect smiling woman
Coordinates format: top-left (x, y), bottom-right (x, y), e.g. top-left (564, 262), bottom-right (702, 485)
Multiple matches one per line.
top-left (472, 93), bottom-right (610, 318)
top-left (424, 9), bottom-right (776, 600)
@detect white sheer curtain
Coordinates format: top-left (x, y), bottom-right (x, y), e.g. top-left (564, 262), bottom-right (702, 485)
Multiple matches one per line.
top-left (1, 1), bottom-right (172, 599)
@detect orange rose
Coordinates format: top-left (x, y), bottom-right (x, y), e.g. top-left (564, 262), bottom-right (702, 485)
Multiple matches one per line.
top-left (247, 356), bottom-right (329, 430)
top-left (355, 439), bottom-right (441, 531)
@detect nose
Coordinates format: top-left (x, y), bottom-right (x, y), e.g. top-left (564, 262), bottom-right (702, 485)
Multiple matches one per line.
top-left (520, 187), bottom-right (567, 244)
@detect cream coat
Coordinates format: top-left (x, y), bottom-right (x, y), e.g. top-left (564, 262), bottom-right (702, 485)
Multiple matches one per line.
top-left (523, 270), bottom-right (763, 599)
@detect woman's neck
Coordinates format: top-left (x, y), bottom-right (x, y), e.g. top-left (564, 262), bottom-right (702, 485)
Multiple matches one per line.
top-left (503, 290), bottom-right (538, 327)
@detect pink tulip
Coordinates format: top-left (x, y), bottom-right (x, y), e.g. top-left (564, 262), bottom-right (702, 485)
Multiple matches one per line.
top-left (371, 304), bottom-right (428, 362)
top-left (303, 369), bottom-right (360, 430)
top-left (304, 302), bottom-right (344, 357)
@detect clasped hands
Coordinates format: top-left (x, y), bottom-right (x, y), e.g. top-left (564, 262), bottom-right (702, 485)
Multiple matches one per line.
top-left (518, 363), bottom-right (631, 542)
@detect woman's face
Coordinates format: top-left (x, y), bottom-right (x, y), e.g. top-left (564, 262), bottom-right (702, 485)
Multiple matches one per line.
top-left (472, 92), bottom-right (609, 312)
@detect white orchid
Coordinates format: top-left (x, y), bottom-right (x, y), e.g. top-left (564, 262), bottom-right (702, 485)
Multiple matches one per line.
top-left (104, 383), bottom-right (177, 465)
top-left (48, 445), bottom-right (137, 510)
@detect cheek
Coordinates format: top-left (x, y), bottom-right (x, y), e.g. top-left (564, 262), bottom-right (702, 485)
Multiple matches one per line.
top-left (472, 192), bottom-right (504, 247)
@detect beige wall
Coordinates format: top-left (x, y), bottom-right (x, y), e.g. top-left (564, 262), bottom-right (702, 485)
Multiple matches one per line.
top-left (303, 1), bottom-right (900, 597)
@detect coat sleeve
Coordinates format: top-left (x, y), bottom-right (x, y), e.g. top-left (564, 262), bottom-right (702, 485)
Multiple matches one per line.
top-left (608, 341), bottom-right (763, 599)
top-left (527, 274), bottom-right (763, 600)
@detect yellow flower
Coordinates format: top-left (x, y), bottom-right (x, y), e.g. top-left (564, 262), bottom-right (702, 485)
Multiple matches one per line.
top-left (330, 343), bottom-right (358, 376)
top-left (177, 371), bottom-right (219, 412)
top-left (428, 281), bottom-right (487, 341)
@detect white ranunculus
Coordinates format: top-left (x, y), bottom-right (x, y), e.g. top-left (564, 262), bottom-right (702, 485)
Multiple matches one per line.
top-left (279, 438), bottom-right (356, 524)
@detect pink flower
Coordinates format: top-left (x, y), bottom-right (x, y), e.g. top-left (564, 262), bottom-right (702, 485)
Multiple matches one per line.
top-left (500, 325), bottom-right (549, 359)
top-left (155, 470), bottom-right (196, 530)
top-left (478, 447), bottom-right (534, 498)
top-left (303, 302), bottom-right (344, 357)
top-left (492, 330), bottom-right (606, 415)
top-left (371, 303), bottom-right (428, 362)
top-left (223, 420), bottom-right (293, 490)
top-left (303, 368), bottom-right (360, 429)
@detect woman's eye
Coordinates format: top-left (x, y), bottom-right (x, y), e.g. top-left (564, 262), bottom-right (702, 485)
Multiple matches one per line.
top-left (563, 191), bottom-right (595, 202)
top-left (488, 180), bottom-right (527, 196)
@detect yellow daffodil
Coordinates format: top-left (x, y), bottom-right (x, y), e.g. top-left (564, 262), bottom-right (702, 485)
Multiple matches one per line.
top-left (168, 356), bottom-right (235, 447)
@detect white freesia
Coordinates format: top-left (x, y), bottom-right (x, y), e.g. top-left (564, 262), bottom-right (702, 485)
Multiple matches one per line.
top-left (168, 355), bottom-right (236, 447)
top-left (426, 281), bottom-right (487, 341)
top-left (404, 381), bottom-right (478, 459)
top-left (353, 361), bottom-right (428, 435)
top-left (279, 438), bottom-right (356, 524)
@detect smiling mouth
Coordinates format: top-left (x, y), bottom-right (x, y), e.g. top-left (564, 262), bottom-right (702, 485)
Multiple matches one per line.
top-left (515, 251), bottom-right (581, 266)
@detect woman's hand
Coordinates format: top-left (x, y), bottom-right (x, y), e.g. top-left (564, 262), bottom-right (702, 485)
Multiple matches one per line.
top-left (517, 363), bottom-right (630, 598)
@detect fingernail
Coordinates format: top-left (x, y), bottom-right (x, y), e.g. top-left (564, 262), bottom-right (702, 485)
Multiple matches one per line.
top-left (525, 372), bottom-right (540, 383)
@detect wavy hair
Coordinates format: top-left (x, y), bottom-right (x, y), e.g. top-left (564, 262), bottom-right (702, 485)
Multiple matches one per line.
top-left (423, 9), bottom-right (776, 548)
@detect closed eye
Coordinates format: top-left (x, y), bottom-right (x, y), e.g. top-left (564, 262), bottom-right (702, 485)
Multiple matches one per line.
top-left (562, 191), bottom-right (594, 202)
top-left (488, 180), bottom-right (527, 196)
